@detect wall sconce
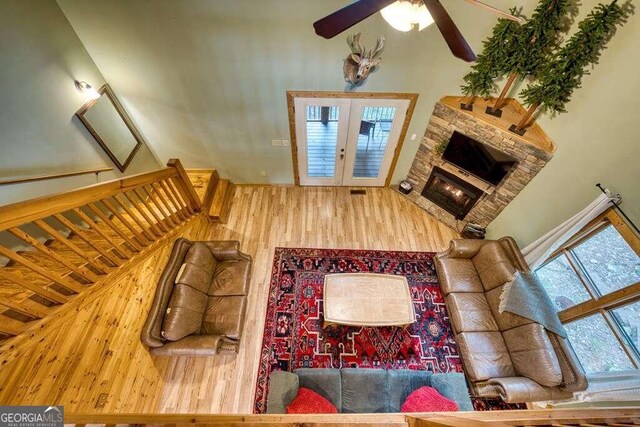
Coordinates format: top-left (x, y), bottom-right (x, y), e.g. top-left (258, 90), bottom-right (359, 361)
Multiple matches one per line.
top-left (75, 80), bottom-right (101, 100)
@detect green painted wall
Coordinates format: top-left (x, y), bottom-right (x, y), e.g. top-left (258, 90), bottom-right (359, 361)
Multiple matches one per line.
top-left (0, 0), bottom-right (160, 206)
top-left (486, 0), bottom-right (639, 246)
top-left (56, 0), bottom-right (500, 184)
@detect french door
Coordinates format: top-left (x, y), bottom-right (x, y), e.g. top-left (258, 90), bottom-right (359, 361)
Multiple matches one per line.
top-left (294, 97), bottom-right (410, 186)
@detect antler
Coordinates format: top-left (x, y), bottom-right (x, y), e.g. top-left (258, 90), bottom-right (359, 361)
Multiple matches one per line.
top-left (368, 36), bottom-right (386, 58)
top-left (347, 32), bottom-right (364, 54)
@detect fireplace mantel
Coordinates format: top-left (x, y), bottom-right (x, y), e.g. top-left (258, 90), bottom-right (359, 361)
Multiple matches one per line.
top-left (401, 96), bottom-right (555, 232)
top-left (441, 96), bottom-right (556, 154)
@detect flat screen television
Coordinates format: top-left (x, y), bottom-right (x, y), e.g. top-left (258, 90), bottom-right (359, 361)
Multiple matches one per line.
top-left (442, 131), bottom-right (517, 186)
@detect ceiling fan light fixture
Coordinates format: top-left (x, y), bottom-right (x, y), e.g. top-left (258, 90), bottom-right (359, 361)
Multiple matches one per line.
top-left (380, 0), bottom-right (434, 33)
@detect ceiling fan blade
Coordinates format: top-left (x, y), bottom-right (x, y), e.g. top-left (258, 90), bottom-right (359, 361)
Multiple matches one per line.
top-left (463, 0), bottom-right (525, 24)
top-left (423, 0), bottom-right (477, 62)
top-left (313, 0), bottom-right (396, 39)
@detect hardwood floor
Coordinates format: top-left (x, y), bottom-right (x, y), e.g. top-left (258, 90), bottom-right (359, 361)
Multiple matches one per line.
top-left (0, 186), bottom-right (458, 414)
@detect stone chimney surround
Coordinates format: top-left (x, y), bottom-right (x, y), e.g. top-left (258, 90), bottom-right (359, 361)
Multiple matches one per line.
top-left (402, 96), bottom-right (555, 232)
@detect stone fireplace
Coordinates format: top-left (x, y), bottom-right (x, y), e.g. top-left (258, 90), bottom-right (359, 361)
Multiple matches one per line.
top-left (402, 96), bottom-right (555, 232)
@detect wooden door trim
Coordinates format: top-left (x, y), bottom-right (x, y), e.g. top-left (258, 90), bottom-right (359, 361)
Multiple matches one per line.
top-left (286, 91), bottom-right (419, 186)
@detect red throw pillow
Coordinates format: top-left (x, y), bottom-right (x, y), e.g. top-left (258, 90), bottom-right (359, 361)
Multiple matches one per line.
top-left (401, 386), bottom-right (459, 412)
top-left (286, 387), bottom-right (338, 414)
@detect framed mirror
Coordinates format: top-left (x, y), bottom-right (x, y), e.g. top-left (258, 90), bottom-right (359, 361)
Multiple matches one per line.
top-left (76, 84), bottom-right (143, 172)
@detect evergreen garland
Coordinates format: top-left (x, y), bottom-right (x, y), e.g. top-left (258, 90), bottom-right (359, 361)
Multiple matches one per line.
top-left (512, 0), bottom-right (573, 78)
top-left (521, 0), bottom-right (628, 115)
top-left (461, 9), bottom-right (524, 98)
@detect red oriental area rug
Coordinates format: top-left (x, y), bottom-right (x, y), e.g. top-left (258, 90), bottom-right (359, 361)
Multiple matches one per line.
top-left (253, 248), bottom-right (524, 413)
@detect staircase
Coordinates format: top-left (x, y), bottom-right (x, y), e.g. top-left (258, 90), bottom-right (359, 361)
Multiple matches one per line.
top-left (0, 159), bottom-right (202, 346)
top-left (186, 169), bottom-right (235, 223)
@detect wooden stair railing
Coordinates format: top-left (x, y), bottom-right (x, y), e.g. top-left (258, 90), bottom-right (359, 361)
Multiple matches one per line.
top-left (0, 158), bottom-right (201, 344)
top-left (184, 168), bottom-right (235, 223)
top-left (61, 408), bottom-right (640, 427)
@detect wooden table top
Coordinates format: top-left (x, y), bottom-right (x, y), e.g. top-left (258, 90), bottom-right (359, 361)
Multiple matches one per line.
top-left (323, 273), bottom-right (416, 327)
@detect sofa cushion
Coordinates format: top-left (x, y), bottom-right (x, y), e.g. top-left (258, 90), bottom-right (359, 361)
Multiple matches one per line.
top-left (161, 284), bottom-right (208, 341)
top-left (485, 285), bottom-right (533, 332)
top-left (177, 242), bottom-right (217, 294)
top-left (295, 368), bottom-right (342, 411)
top-left (388, 370), bottom-right (432, 412)
top-left (472, 242), bottom-right (516, 291)
top-left (341, 368), bottom-right (389, 413)
top-left (457, 332), bottom-right (516, 381)
top-left (401, 386), bottom-right (459, 412)
top-left (446, 293), bottom-right (498, 333)
top-left (210, 260), bottom-right (251, 296)
top-left (436, 258), bottom-right (484, 294)
top-left (503, 324), bottom-right (563, 387)
top-left (266, 371), bottom-right (299, 414)
top-left (431, 373), bottom-right (474, 411)
top-left (201, 296), bottom-right (246, 339)
top-left (286, 387), bottom-right (338, 414)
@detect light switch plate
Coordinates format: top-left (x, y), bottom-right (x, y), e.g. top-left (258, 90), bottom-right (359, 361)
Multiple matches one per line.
top-left (281, 140), bottom-right (290, 146)
top-left (271, 139), bottom-right (282, 146)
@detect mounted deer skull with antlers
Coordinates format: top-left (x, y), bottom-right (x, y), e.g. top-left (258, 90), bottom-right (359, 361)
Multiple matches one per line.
top-left (343, 33), bottom-right (385, 84)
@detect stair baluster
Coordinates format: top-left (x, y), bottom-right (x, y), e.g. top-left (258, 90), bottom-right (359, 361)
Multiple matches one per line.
top-left (0, 159), bottom-right (200, 344)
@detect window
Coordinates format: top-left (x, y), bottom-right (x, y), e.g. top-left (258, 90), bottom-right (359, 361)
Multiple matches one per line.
top-left (535, 208), bottom-right (640, 374)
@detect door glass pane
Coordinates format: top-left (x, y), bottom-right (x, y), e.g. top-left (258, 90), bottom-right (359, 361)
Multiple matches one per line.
top-left (535, 255), bottom-right (592, 311)
top-left (572, 225), bottom-right (640, 296)
top-left (306, 105), bottom-right (339, 177)
top-left (565, 313), bottom-right (635, 373)
top-left (353, 106), bottom-right (397, 178)
top-left (612, 301), bottom-right (640, 357)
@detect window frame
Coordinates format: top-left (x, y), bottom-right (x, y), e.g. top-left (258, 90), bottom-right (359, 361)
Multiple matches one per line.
top-left (536, 207), bottom-right (640, 370)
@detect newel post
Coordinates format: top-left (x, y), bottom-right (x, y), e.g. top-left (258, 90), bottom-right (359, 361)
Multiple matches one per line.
top-left (167, 159), bottom-right (202, 212)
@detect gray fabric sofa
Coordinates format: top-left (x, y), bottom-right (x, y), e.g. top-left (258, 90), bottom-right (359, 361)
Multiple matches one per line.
top-left (266, 368), bottom-right (474, 413)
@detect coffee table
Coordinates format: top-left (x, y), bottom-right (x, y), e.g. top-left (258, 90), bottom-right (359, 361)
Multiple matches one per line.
top-left (323, 273), bottom-right (416, 328)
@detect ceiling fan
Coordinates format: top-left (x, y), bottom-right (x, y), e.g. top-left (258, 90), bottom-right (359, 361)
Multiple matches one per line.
top-left (313, 0), bottom-right (524, 63)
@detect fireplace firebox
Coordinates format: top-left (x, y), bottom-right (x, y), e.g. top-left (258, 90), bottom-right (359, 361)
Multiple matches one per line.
top-left (421, 166), bottom-right (483, 220)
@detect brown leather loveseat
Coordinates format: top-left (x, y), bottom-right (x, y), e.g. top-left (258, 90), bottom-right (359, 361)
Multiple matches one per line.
top-left (434, 237), bottom-right (588, 403)
top-left (141, 238), bottom-right (252, 356)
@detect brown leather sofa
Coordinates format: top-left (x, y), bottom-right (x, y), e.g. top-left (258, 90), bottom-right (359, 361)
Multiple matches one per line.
top-left (141, 238), bottom-right (252, 356)
top-left (434, 237), bottom-right (588, 403)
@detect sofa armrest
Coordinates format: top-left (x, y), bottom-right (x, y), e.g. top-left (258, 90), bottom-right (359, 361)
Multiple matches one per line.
top-left (204, 240), bottom-right (245, 261)
top-left (150, 335), bottom-right (231, 356)
top-left (439, 239), bottom-right (489, 259)
top-left (431, 372), bottom-right (474, 411)
top-left (480, 377), bottom-right (574, 403)
top-left (266, 371), bottom-right (299, 414)
top-left (549, 334), bottom-right (589, 392)
top-left (141, 237), bottom-right (193, 348)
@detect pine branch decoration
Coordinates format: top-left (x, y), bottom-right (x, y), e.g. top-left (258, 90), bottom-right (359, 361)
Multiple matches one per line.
top-left (521, 0), bottom-right (630, 115)
top-left (513, 0), bottom-right (574, 78)
top-left (461, 8), bottom-right (524, 98)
